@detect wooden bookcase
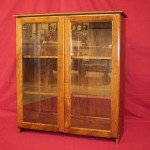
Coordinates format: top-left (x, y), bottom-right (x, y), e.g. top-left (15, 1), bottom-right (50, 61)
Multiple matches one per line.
top-left (15, 11), bottom-right (126, 143)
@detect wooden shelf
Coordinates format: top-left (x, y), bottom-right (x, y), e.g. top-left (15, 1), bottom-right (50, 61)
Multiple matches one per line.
top-left (72, 114), bottom-right (110, 121)
top-left (42, 41), bottom-right (58, 45)
top-left (24, 91), bottom-right (57, 96)
top-left (23, 55), bottom-right (111, 59)
top-left (22, 40), bottom-right (58, 45)
top-left (80, 45), bottom-right (111, 48)
top-left (71, 56), bottom-right (112, 60)
top-left (23, 55), bottom-right (58, 59)
top-left (15, 11), bottom-right (127, 17)
top-left (72, 93), bottom-right (111, 99)
top-left (23, 84), bottom-right (57, 96)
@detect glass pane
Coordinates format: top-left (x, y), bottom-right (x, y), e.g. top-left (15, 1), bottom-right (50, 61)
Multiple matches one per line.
top-left (71, 59), bottom-right (111, 96)
top-left (23, 95), bottom-right (57, 124)
top-left (71, 21), bottom-right (112, 130)
top-left (22, 23), bottom-right (58, 56)
top-left (22, 58), bottom-right (58, 124)
top-left (71, 22), bottom-right (112, 57)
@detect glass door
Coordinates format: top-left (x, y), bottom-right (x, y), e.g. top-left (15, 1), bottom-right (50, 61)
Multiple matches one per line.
top-left (65, 15), bottom-right (118, 136)
top-left (17, 16), bottom-right (64, 131)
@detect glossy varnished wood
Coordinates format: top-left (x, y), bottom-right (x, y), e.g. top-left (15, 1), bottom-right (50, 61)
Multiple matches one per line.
top-left (64, 16), bottom-right (71, 132)
top-left (16, 11), bottom-right (126, 143)
top-left (57, 16), bottom-right (65, 132)
top-left (16, 18), bottom-right (23, 127)
top-left (116, 14), bottom-right (126, 144)
top-left (111, 14), bottom-right (121, 140)
top-left (14, 11), bottom-right (127, 18)
top-left (64, 14), bottom-right (113, 136)
top-left (16, 16), bottom-right (65, 132)
top-left (71, 56), bottom-right (112, 60)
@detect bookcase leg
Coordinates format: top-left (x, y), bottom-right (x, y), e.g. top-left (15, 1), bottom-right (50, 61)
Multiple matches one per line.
top-left (116, 138), bottom-right (119, 144)
top-left (18, 127), bottom-right (24, 132)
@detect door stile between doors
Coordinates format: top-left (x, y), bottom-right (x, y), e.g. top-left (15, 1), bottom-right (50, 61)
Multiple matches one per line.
top-left (57, 16), bottom-right (65, 132)
top-left (64, 16), bottom-right (72, 132)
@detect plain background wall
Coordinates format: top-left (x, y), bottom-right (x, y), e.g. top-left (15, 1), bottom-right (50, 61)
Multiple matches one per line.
top-left (0, 0), bottom-right (150, 120)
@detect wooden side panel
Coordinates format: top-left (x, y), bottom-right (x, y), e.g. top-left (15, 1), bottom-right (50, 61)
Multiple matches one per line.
top-left (111, 14), bottom-right (126, 143)
top-left (117, 15), bottom-right (126, 143)
top-left (111, 14), bottom-right (121, 137)
top-left (16, 18), bottom-right (23, 127)
top-left (57, 16), bottom-right (65, 132)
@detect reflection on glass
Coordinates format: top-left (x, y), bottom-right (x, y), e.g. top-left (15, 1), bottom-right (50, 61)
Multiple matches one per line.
top-left (71, 59), bottom-right (111, 96)
top-left (22, 22), bottom-right (58, 124)
top-left (71, 21), bottom-right (112, 130)
top-left (22, 58), bottom-right (58, 124)
top-left (71, 97), bottom-right (111, 130)
top-left (71, 22), bottom-right (112, 57)
top-left (22, 23), bottom-right (58, 56)
top-left (23, 95), bottom-right (57, 124)
top-left (23, 58), bottom-right (57, 88)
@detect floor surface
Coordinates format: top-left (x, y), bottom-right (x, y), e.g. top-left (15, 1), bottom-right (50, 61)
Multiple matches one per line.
top-left (0, 115), bottom-right (150, 150)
